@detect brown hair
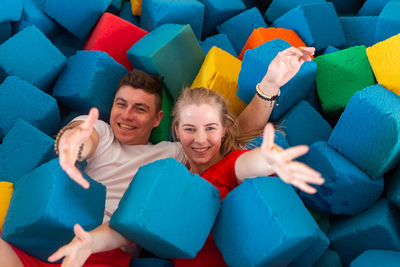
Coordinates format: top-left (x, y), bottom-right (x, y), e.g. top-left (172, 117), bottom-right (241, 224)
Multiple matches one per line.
top-left (117, 69), bottom-right (164, 112)
top-left (171, 87), bottom-right (259, 156)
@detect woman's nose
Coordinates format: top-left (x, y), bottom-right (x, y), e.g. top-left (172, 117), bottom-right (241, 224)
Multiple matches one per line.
top-left (194, 130), bottom-right (207, 143)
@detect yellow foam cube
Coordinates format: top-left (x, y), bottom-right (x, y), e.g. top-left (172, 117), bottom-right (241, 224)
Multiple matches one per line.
top-left (366, 33), bottom-right (400, 96)
top-left (0, 182), bottom-right (13, 231)
top-left (191, 46), bottom-right (247, 116)
top-left (130, 0), bottom-right (142, 16)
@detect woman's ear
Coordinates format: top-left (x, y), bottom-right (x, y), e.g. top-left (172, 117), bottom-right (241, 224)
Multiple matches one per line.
top-left (174, 125), bottom-right (180, 140)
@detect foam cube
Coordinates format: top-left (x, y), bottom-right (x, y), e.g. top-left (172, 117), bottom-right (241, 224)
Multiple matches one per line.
top-left (313, 247), bottom-right (343, 267)
top-left (340, 16), bottom-right (378, 47)
top-left (273, 2), bottom-right (346, 52)
top-left (52, 32), bottom-right (87, 58)
top-left (320, 45), bottom-right (339, 55)
top-left (358, 0), bottom-right (393, 16)
top-left (0, 119), bottom-right (55, 183)
top-left (328, 0), bottom-right (365, 15)
top-left (14, 0), bottom-right (62, 39)
top-left (149, 88), bottom-right (173, 144)
top-left (245, 130), bottom-right (290, 150)
top-left (387, 167), bottom-right (400, 210)
top-left (375, 1), bottom-right (400, 43)
top-left (191, 46), bottom-right (246, 116)
top-left (198, 0), bottom-right (246, 38)
top-left (140, 0), bottom-right (204, 40)
top-left (299, 141), bottom-right (384, 215)
top-left (367, 33), bottom-right (400, 96)
top-left (238, 39), bottom-right (317, 121)
top-left (130, 258), bottom-right (173, 267)
top-left (1, 158), bottom-right (106, 261)
top-left (0, 26), bottom-right (66, 92)
top-left (110, 158), bottom-right (221, 259)
top-left (44, 0), bottom-right (111, 39)
top-left (264, 0), bottom-right (326, 22)
top-left (106, 0), bottom-right (122, 14)
top-left (216, 7), bottom-right (267, 54)
top-left (0, 76), bottom-right (60, 139)
top-left (131, 0), bottom-right (142, 16)
top-left (0, 182), bottom-right (13, 231)
top-left (128, 24), bottom-right (205, 100)
top-left (350, 250), bottom-right (400, 267)
top-left (84, 12), bottom-right (148, 70)
top-left (199, 34), bottom-right (237, 57)
top-left (278, 101), bottom-right (332, 146)
top-left (328, 198), bottom-right (400, 265)
top-left (239, 27), bottom-right (307, 60)
top-left (315, 45), bottom-right (375, 118)
top-left (328, 84), bottom-right (400, 178)
top-left (52, 50), bottom-right (128, 121)
top-left (119, 1), bottom-right (140, 26)
top-left (0, 0), bottom-right (23, 23)
top-left (212, 177), bottom-right (325, 267)
top-left (0, 22), bottom-right (12, 45)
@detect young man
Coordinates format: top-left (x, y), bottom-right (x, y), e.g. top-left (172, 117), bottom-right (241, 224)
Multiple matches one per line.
top-left (0, 47), bottom-right (315, 267)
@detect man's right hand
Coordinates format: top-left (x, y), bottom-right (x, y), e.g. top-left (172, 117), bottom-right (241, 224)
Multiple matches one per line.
top-left (58, 108), bottom-right (99, 189)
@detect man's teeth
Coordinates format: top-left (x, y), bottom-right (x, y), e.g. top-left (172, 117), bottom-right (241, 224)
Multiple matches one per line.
top-left (120, 124), bottom-right (135, 130)
top-left (193, 147), bottom-right (208, 152)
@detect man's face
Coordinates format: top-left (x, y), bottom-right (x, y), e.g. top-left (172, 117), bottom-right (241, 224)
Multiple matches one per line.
top-left (110, 86), bottom-right (163, 145)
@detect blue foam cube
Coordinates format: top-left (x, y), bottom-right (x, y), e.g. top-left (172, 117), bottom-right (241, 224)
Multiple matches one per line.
top-left (212, 177), bottom-right (323, 267)
top-left (245, 130), bottom-right (290, 150)
top-left (328, 198), bottom-right (400, 265)
top-left (128, 24), bottom-right (205, 100)
top-left (299, 141), bottom-right (384, 215)
top-left (313, 247), bottom-right (343, 267)
top-left (320, 45), bottom-right (339, 55)
top-left (52, 50), bottom-right (128, 121)
top-left (0, 119), bottom-right (55, 183)
top-left (106, 0), bottom-right (122, 14)
top-left (387, 166), bottom-right (400, 210)
top-left (14, 0), bottom-right (62, 39)
top-left (375, 1), bottom-right (400, 43)
top-left (140, 0), bottom-right (205, 40)
top-left (278, 101), bottom-right (332, 146)
top-left (0, 26), bottom-right (67, 92)
top-left (329, 0), bottom-right (365, 15)
top-left (264, 0), bottom-right (326, 22)
top-left (238, 39), bottom-right (317, 121)
top-left (0, 76), bottom-right (60, 139)
top-left (199, 33), bottom-right (237, 57)
top-left (1, 158), bottom-right (106, 262)
top-left (340, 16), bottom-right (378, 47)
top-left (44, 0), bottom-right (111, 39)
top-left (0, 0), bottom-right (23, 23)
top-left (350, 249), bottom-right (400, 267)
top-left (110, 158), bottom-right (221, 259)
top-left (52, 32), bottom-right (86, 58)
top-left (273, 2), bottom-right (346, 52)
top-left (328, 84), bottom-right (400, 178)
top-left (358, 0), bottom-right (392, 16)
top-left (119, 2), bottom-right (140, 26)
top-left (130, 258), bottom-right (173, 267)
top-left (198, 0), bottom-right (246, 38)
top-left (0, 22), bottom-right (12, 45)
top-left (217, 7), bottom-right (267, 54)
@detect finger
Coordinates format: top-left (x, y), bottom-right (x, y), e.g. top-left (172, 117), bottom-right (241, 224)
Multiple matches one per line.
top-left (281, 145), bottom-right (310, 161)
top-left (288, 161), bottom-right (323, 181)
top-left (291, 179), bottom-right (317, 194)
top-left (48, 246), bottom-right (68, 262)
top-left (64, 166), bottom-right (90, 189)
top-left (298, 47), bottom-right (315, 55)
top-left (261, 123), bottom-right (275, 152)
top-left (289, 170), bottom-right (325, 185)
top-left (81, 108), bottom-right (99, 131)
top-left (74, 224), bottom-right (89, 241)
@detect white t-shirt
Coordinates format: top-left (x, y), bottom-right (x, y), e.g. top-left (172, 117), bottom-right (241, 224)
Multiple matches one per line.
top-left (74, 116), bottom-right (186, 222)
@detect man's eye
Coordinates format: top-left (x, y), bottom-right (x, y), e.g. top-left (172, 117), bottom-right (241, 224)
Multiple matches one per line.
top-left (116, 103), bottom-right (126, 107)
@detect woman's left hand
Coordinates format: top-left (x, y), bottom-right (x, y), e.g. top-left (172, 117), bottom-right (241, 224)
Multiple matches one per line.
top-left (260, 123), bottom-right (324, 194)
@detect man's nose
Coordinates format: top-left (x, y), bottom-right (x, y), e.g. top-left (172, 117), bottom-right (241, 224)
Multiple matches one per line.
top-left (121, 107), bottom-right (134, 120)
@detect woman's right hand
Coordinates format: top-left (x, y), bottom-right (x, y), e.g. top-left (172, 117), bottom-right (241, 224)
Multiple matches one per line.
top-left (48, 224), bottom-right (93, 267)
top-left (58, 108), bottom-right (99, 189)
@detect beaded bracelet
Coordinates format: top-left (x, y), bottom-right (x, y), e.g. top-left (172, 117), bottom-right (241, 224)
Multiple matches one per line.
top-left (54, 125), bottom-right (85, 162)
top-left (255, 83), bottom-right (280, 107)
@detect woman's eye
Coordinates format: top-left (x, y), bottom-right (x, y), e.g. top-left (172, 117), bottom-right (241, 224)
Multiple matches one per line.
top-left (206, 127), bottom-right (215, 131)
top-left (184, 128), bottom-right (194, 132)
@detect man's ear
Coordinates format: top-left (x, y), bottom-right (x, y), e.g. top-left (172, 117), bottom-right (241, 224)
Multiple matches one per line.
top-left (153, 110), bottom-right (163, 128)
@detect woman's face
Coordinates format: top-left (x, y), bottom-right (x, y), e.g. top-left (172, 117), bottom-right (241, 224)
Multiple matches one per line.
top-left (175, 103), bottom-right (226, 174)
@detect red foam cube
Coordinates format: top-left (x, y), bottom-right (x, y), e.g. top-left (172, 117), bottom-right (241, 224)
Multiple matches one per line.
top-left (84, 12), bottom-right (147, 70)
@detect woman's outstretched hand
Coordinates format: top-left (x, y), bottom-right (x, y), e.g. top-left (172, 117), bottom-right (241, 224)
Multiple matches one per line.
top-left (48, 224), bottom-right (93, 267)
top-left (260, 123), bottom-right (324, 194)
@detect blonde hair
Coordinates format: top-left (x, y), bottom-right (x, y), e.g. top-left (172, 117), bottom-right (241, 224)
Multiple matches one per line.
top-left (171, 87), bottom-right (259, 156)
